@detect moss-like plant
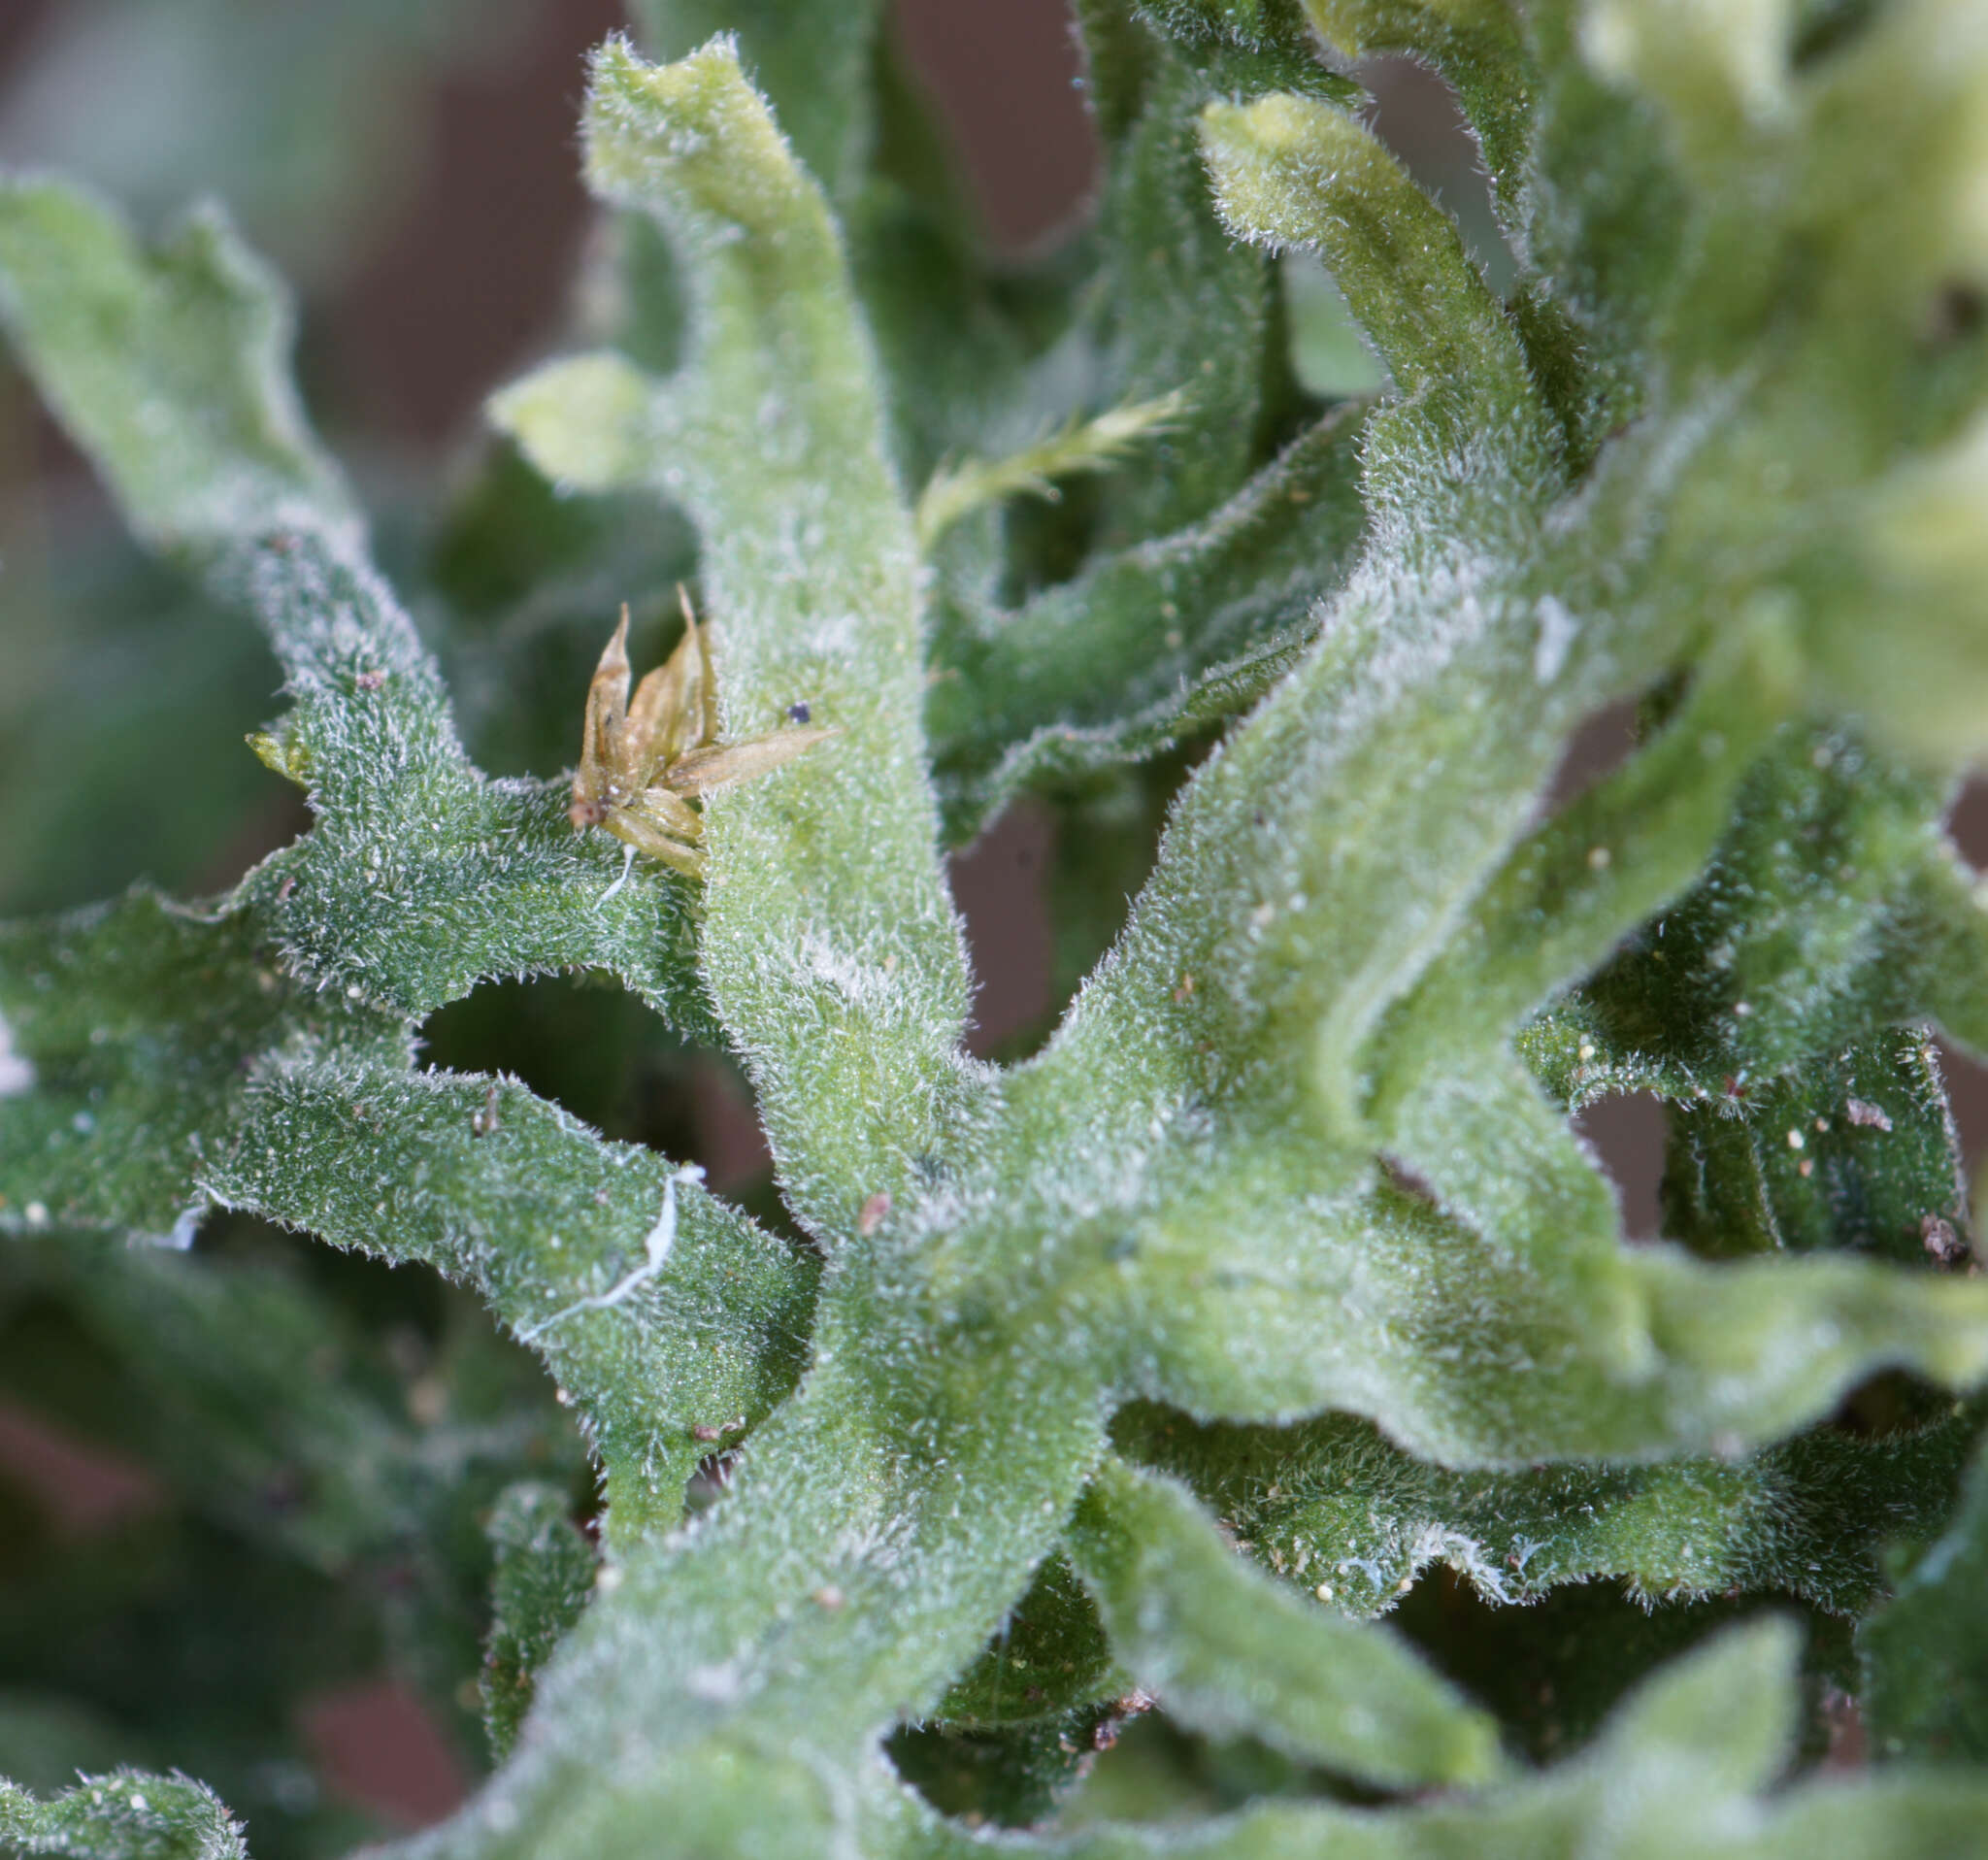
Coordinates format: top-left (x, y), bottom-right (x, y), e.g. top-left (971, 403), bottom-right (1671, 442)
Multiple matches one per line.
top-left (6, 2), bottom-right (1988, 1853)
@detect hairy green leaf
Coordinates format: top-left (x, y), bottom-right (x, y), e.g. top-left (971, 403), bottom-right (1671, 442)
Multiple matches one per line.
top-left (0, 892), bottom-right (402, 1242)
top-left (1862, 1432), bottom-right (1988, 1764)
top-left (1121, 1401), bottom-right (1980, 1617)
top-left (874, 1620), bottom-right (1988, 1856)
top-left (0, 182), bottom-right (712, 1029)
top-left (480, 1483), bottom-right (597, 1763)
top-left (1301, 3), bottom-right (1535, 213)
top-left (201, 1057), bottom-right (816, 1538)
top-left (0, 179), bottom-right (353, 552)
top-left (1066, 1457), bottom-right (1505, 1787)
top-left (929, 401), bottom-right (1370, 837)
top-left (0, 1771), bottom-right (247, 1860)
top-left (8, 4), bottom-right (1988, 1853)
top-left (497, 37), bottom-right (977, 1239)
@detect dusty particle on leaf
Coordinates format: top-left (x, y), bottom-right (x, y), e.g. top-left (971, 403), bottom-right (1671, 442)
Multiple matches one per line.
top-left (471, 1084), bottom-right (501, 1138)
top-left (355, 669), bottom-right (386, 691)
top-left (1845, 1098), bottom-right (1893, 1131)
top-left (1922, 1215), bottom-right (1967, 1266)
top-left (858, 1191), bottom-right (891, 1236)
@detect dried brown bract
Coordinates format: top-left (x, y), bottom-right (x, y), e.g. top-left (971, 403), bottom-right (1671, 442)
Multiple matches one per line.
top-left (570, 592), bottom-right (834, 879)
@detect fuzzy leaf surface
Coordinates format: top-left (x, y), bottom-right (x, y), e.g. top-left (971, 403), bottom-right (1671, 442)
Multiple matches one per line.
top-left (1066, 1457), bottom-right (1505, 1787)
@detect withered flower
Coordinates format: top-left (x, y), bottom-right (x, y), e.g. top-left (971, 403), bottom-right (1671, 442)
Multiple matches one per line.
top-left (570, 592), bottom-right (833, 879)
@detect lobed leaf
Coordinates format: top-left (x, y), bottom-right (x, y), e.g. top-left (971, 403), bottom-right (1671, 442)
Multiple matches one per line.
top-left (0, 891), bottom-right (402, 1243)
top-left (12, 7), bottom-right (1988, 1854)
top-left (498, 37), bottom-right (979, 1240)
top-left (1119, 1400), bottom-right (1981, 1618)
top-left (1090, 1126), bottom-right (1988, 1463)
top-left (623, 1), bottom-right (887, 204)
top-left (0, 178), bottom-right (354, 553)
top-left (0, 1771), bottom-right (248, 1860)
top-left (0, 180), bottom-right (713, 1028)
top-left (928, 402), bottom-right (1370, 838)
top-left (874, 1620), bottom-right (1988, 1857)
top-left (1300, 1), bottom-right (1536, 215)
top-left (1065, 1456), bottom-right (1506, 1788)
top-left (1197, 85), bottom-right (1548, 461)
top-left (480, 1483), bottom-right (598, 1764)
top-left (1861, 1432), bottom-right (1988, 1764)
top-left (199, 1056), bottom-right (817, 1540)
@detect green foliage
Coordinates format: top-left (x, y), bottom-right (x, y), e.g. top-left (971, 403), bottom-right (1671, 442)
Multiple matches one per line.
top-left (1064, 1458), bottom-right (1505, 1788)
top-left (1, 1771), bottom-right (246, 1860)
top-left (479, 1485), bottom-right (595, 1763)
top-left (4, 3), bottom-right (1988, 1855)
top-left (1862, 1429), bottom-right (1988, 1762)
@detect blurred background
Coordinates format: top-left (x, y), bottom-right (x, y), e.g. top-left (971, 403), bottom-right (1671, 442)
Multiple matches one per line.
top-left (0, 0), bottom-right (1980, 1844)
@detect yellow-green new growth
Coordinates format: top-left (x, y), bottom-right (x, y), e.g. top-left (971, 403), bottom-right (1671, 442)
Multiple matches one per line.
top-left (913, 389), bottom-right (1189, 551)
